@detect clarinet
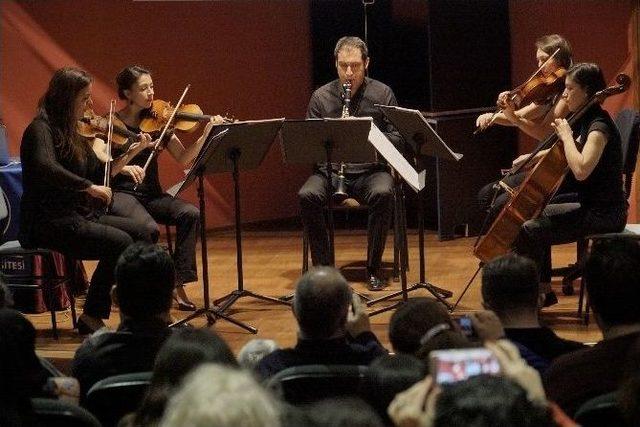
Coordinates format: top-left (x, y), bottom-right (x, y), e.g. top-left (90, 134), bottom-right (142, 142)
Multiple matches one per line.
top-left (333, 81), bottom-right (352, 203)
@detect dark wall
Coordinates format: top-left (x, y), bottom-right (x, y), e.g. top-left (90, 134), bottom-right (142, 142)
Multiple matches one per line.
top-left (310, 0), bottom-right (511, 111)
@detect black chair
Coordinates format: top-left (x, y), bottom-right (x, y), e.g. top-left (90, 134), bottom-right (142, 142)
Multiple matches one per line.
top-left (302, 193), bottom-right (406, 281)
top-left (574, 391), bottom-right (628, 427)
top-left (0, 188), bottom-right (77, 338)
top-left (266, 364), bottom-right (370, 405)
top-left (84, 371), bottom-right (152, 427)
top-left (32, 398), bottom-right (101, 427)
top-left (554, 109), bottom-right (640, 308)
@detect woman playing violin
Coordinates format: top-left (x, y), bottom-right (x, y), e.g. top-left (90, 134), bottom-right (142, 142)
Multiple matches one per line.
top-left (514, 63), bottom-right (627, 304)
top-left (477, 34), bottom-right (573, 140)
top-left (110, 65), bottom-right (218, 311)
top-left (19, 67), bottom-right (156, 333)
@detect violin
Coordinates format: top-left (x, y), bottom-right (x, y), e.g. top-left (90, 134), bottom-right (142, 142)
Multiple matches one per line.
top-left (475, 48), bottom-right (566, 134)
top-left (77, 108), bottom-right (141, 146)
top-left (139, 99), bottom-right (232, 133)
top-left (501, 67), bottom-right (567, 109)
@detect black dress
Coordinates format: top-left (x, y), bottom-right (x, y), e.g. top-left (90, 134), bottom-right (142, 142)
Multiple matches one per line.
top-left (20, 118), bottom-right (152, 319)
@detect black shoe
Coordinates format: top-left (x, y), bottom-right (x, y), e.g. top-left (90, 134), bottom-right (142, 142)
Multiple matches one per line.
top-left (543, 291), bottom-right (558, 307)
top-left (174, 297), bottom-right (197, 311)
top-left (367, 274), bottom-right (388, 291)
top-left (77, 317), bottom-right (105, 336)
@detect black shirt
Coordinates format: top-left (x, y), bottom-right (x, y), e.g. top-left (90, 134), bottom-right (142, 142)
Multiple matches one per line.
top-left (572, 104), bottom-right (625, 207)
top-left (71, 318), bottom-right (172, 400)
top-left (307, 77), bottom-right (402, 174)
top-left (111, 123), bottom-right (163, 198)
top-left (256, 331), bottom-right (387, 380)
top-left (19, 118), bottom-right (103, 247)
top-left (505, 327), bottom-right (586, 362)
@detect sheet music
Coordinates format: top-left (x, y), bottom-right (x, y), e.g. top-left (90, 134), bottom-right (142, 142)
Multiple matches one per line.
top-left (368, 123), bottom-right (425, 193)
top-left (377, 105), bottom-right (463, 162)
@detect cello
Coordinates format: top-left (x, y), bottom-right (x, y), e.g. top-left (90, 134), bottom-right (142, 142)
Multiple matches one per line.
top-left (474, 73), bottom-right (631, 263)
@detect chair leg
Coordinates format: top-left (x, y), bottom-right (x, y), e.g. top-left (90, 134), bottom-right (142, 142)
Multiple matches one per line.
top-left (578, 275), bottom-right (585, 317)
top-left (302, 229), bottom-right (309, 274)
top-left (65, 257), bottom-right (78, 328)
top-left (45, 255), bottom-right (58, 340)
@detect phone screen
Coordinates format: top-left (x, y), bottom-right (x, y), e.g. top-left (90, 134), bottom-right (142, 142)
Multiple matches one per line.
top-left (429, 348), bottom-right (501, 384)
top-left (457, 316), bottom-right (477, 338)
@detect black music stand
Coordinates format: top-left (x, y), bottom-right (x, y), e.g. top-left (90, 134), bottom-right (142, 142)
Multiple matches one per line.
top-left (374, 105), bottom-right (462, 310)
top-left (279, 118), bottom-right (376, 298)
top-left (204, 119), bottom-right (292, 323)
top-left (167, 128), bottom-right (257, 333)
top-left (361, 123), bottom-right (426, 316)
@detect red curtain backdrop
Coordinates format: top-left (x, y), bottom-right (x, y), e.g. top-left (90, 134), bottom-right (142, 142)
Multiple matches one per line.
top-left (1, 0), bottom-right (312, 229)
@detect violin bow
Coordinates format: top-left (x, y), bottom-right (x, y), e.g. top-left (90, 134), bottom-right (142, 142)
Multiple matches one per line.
top-left (104, 100), bottom-right (116, 187)
top-left (135, 84), bottom-right (190, 189)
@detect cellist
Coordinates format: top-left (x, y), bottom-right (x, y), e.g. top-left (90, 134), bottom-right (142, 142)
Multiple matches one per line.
top-left (514, 63), bottom-right (627, 305)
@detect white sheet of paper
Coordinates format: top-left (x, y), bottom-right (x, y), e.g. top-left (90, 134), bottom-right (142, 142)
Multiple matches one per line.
top-left (368, 123), bottom-right (425, 192)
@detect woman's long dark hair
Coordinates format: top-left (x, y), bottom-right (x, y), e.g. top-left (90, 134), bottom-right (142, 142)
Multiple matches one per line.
top-left (37, 67), bottom-right (92, 162)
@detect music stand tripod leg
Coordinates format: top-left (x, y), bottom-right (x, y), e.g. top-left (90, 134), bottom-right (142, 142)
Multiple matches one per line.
top-left (212, 150), bottom-right (291, 318)
top-left (171, 173), bottom-right (258, 333)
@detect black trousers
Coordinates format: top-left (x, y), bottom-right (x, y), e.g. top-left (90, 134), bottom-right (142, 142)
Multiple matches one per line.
top-left (111, 192), bottom-right (200, 285)
top-left (477, 171), bottom-right (579, 227)
top-left (32, 213), bottom-right (153, 319)
top-left (514, 203), bottom-right (627, 283)
top-left (298, 169), bottom-right (393, 273)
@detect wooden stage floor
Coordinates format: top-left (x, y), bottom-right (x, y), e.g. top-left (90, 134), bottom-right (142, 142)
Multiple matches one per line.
top-left (29, 229), bottom-right (603, 373)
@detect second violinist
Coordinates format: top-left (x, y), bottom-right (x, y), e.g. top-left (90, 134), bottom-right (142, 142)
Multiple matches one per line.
top-left (110, 65), bottom-right (219, 311)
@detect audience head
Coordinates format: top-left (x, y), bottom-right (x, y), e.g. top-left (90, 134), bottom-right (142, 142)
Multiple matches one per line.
top-left (238, 339), bottom-right (280, 370)
top-left (433, 375), bottom-right (552, 427)
top-left (133, 328), bottom-right (237, 426)
top-left (389, 298), bottom-right (464, 355)
top-left (293, 267), bottom-right (352, 339)
top-left (306, 397), bottom-right (384, 427)
top-left (366, 354), bottom-right (427, 423)
top-left (0, 309), bottom-right (42, 426)
top-left (481, 253), bottom-right (540, 315)
top-left (114, 242), bottom-right (175, 321)
top-left (585, 237), bottom-right (640, 329)
top-left (159, 364), bottom-right (281, 427)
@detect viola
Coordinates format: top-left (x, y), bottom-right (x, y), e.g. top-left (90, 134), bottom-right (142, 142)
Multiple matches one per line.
top-left (139, 99), bottom-right (232, 133)
top-left (77, 108), bottom-right (140, 146)
top-left (503, 67), bottom-right (567, 108)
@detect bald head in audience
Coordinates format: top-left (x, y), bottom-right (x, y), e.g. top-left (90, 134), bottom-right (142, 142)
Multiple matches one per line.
top-left (293, 267), bottom-right (352, 340)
